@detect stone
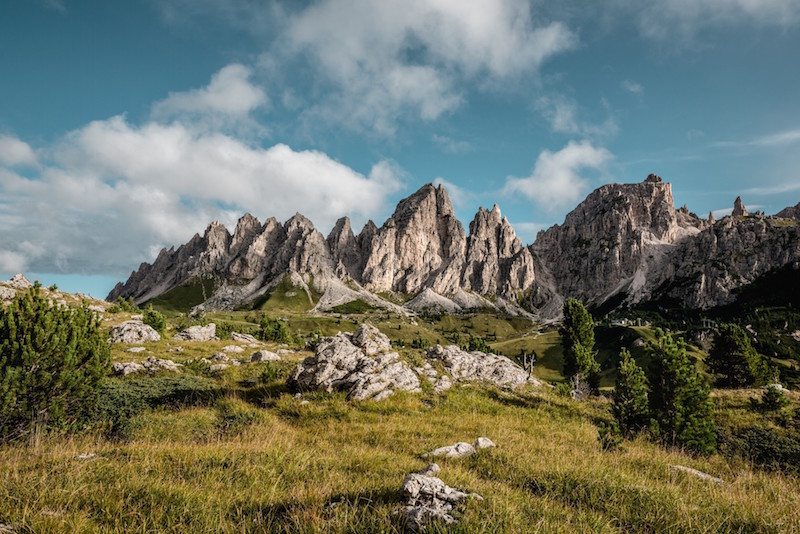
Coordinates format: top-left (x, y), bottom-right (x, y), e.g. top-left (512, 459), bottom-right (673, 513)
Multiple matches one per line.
top-left (428, 442), bottom-right (476, 458)
top-left (0, 287), bottom-right (16, 301)
top-left (7, 274), bottom-right (32, 290)
top-left (209, 364), bottom-right (229, 372)
top-left (276, 349), bottom-right (295, 355)
top-left (401, 471), bottom-right (482, 532)
top-left (473, 437), bottom-right (496, 450)
top-left (222, 345), bottom-right (244, 353)
top-left (173, 323), bottom-right (218, 341)
top-left (764, 383), bottom-right (790, 393)
top-left (141, 356), bottom-right (181, 373)
top-left (426, 345), bottom-right (542, 390)
top-left (433, 375), bottom-right (453, 393)
top-left (112, 362), bottom-right (145, 376)
top-left (231, 332), bottom-right (259, 344)
top-left (108, 321), bottom-right (161, 343)
top-left (251, 350), bottom-right (281, 362)
top-left (126, 347), bottom-right (146, 353)
top-left (670, 465), bottom-right (723, 483)
top-left (76, 453), bottom-right (97, 460)
top-left (209, 352), bottom-right (229, 362)
top-left (287, 323), bottom-right (421, 401)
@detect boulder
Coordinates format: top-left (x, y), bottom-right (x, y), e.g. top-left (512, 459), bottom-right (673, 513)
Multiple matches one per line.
top-left (287, 323), bottom-right (421, 401)
top-left (473, 437), bottom-right (496, 450)
top-left (251, 350), bottom-right (281, 362)
top-left (112, 361), bottom-right (144, 376)
top-left (173, 323), bottom-right (218, 341)
top-left (141, 356), bottom-right (181, 373)
top-left (108, 320), bottom-right (161, 343)
top-left (230, 332), bottom-right (259, 344)
top-left (426, 345), bottom-right (541, 389)
top-left (0, 287), bottom-right (16, 301)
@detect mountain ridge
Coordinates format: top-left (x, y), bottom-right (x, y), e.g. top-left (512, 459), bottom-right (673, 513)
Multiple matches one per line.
top-left (108, 175), bottom-right (800, 318)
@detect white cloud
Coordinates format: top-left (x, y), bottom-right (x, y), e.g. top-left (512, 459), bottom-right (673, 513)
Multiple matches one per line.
top-left (283, 0), bottom-right (577, 134)
top-left (0, 136), bottom-right (38, 167)
top-left (432, 134), bottom-right (472, 154)
top-left (503, 140), bottom-right (612, 210)
top-left (151, 64), bottom-right (268, 135)
top-left (535, 95), bottom-right (618, 138)
top-left (0, 65), bottom-right (404, 277)
top-left (622, 79), bottom-right (644, 95)
top-left (713, 128), bottom-right (800, 149)
top-left (627, 0), bottom-right (800, 40)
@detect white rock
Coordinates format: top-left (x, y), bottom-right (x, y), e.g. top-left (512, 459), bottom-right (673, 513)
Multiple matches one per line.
top-left (126, 347), bottom-right (146, 353)
top-left (276, 349), bottom-right (295, 356)
top-left (231, 332), bottom-right (259, 344)
top-left (473, 437), bottom-right (496, 450)
top-left (222, 345), bottom-right (244, 353)
top-left (112, 362), bottom-right (144, 376)
top-left (251, 350), bottom-right (281, 362)
top-left (173, 323), bottom-right (218, 341)
top-left (401, 472), bottom-right (482, 532)
top-left (141, 356), bottom-right (181, 373)
top-left (433, 375), bottom-right (453, 393)
top-left (429, 442), bottom-right (476, 458)
top-left (670, 465), bottom-right (723, 483)
top-left (287, 323), bottom-right (420, 401)
top-left (209, 363), bottom-right (229, 372)
top-left (209, 353), bottom-right (229, 362)
top-left (108, 321), bottom-right (161, 344)
top-left (7, 274), bottom-right (32, 290)
top-left (426, 345), bottom-right (542, 389)
top-left (0, 287), bottom-right (16, 301)
top-left (76, 453), bottom-right (97, 460)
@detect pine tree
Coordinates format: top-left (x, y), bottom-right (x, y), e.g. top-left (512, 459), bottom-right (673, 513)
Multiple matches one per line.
top-left (612, 348), bottom-right (650, 435)
top-left (560, 298), bottom-right (600, 388)
top-left (707, 324), bottom-right (771, 387)
top-left (648, 330), bottom-right (716, 455)
top-left (1, 283), bottom-right (111, 442)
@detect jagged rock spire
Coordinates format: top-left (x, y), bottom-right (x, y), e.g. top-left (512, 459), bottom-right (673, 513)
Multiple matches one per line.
top-left (732, 196), bottom-right (748, 217)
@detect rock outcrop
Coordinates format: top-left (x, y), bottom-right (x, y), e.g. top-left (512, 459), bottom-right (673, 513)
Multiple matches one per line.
top-left (287, 324), bottom-right (421, 401)
top-left (732, 196), bottom-right (748, 217)
top-left (173, 324), bottom-right (218, 341)
top-left (426, 345), bottom-right (542, 389)
top-left (776, 202), bottom-right (800, 220)
top-left (401, 464), bottom-right (483, 532)
top-left (108, 321), bottom-right (161, 343)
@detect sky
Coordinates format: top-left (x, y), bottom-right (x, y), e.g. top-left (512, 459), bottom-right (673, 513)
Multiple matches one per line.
top-left (2, 0), bottom-right (800, 298)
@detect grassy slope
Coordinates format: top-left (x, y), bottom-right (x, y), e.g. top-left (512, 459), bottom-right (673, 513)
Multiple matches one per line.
top-left (3, 301), bottom-right (800, 532)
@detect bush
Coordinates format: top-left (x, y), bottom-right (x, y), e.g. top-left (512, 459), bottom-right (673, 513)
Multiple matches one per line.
top-left (751, 385), bottom-right (790, 412)
top-left (108, 296), bottom-right (140, 314)
top-left (260, 316), bottom-right (293, 344)
top-left (142, 305), bottom-right (167, 335)
top-left (598, 421), bottom-right (623, 451)
top-left (0, 284), bottom-right (111, 442)
top-left (96, 375), bottom-right (221, 439)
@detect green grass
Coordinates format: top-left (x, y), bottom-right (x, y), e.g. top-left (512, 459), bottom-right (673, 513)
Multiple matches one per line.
top-left (2, 384), bottom-right (799, 532)
top-left (146, 278), bottom-right (218, 313)
top-left (250, 276), bottom-right (319, 313)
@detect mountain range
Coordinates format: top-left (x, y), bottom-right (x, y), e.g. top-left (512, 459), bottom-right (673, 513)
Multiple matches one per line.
top-left (108, 174), bottom-right (800, 319)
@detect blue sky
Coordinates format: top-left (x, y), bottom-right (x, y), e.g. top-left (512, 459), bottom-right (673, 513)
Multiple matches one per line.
top-left (2, 0), bottom-right (800, 298)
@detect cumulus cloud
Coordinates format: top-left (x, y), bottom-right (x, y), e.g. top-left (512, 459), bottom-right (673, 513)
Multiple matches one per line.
top-left (534, 95), bottom-right (618, 139)
top-left (503, 140), bottom-right (612, 210)
top-left (0, 136), bottom-right (38, 167)
top-left (0, 66), bottom-right (403, 277)
top-left (151, 64), bottom-right (268, 136)
top-left (282, 0), bottom-right (577, 134)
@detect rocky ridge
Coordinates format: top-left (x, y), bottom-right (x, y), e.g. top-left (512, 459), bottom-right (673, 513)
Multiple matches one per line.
top-left (108, 176), bottom-right (800, 317)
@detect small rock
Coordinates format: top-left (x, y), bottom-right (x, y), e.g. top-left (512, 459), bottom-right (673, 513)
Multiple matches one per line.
top-left (76, 453), bottom-right (97, 460)
top-left (276, 349), bottom-right (295, 356)
top-left (429, 442), bottom-right (476, 458)
top-left (0, 286), bottom-right (15, 301)
top-left (209, 363), bottom-right (229, 372)
top-left (670, 465), bottom-right (723, 483)
top-left (764, 383), bottom-right (790, 393)
top-left (130, 314), bottom-right (143, 320)
top-left (251, 350), bottom-right (281, 362)
top-left (209, 353), bottom-right (229, 362)
top-left (417, 463), bottom-right (440, 476)
top-left (126, 347), bottom-right (146, 353)
top-left (173, 323), bottom-right (218, 341)
top-left (433, 375), bottom-right (453, 393)
top-left (231, 332), bottom-right (259, 344)
top-left (401, 472), bottom-right (482, 532)
top-left (473, 437), bottom-right (495, 450)
top-left (223, 345), bottom-right (244, 353)
top-left (112, 362), bottom-right (144, 376)
top-left (141, 356), bottom-right (181, 373)
top-left (299, 400), bottom-right (310, 406)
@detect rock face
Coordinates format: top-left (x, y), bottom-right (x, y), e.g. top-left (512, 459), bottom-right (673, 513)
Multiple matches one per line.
top-left (426, 345), bottom-right (541, 389)
top-left (531, 174), bottom-right (705, 308)
top-left (173, 324), bottom-right (218, 341)
top-left (776, 202), bottom-right (800, 220)
top-left (287, 324), bottom-right (421, 401)
top-left (732, 196), bottom-right (748, 217)
top-left (7, 274), bottom-right (32, 290)
top-left (108, 321), bottom-right (161, 343)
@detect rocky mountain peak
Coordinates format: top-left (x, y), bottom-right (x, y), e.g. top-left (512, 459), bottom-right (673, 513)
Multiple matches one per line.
top-left (732, 196), bottom-right (748, 217)
top-left (230, 213), bottom-right (262, 256)
top-left (644, 173), bottom-right (663, 183)
top-left (327, 216), bottom-right (361, 280)
top-left (776, 202), bottom-right (800, 220)
top-left (708, 211), bottom-right (715, 224)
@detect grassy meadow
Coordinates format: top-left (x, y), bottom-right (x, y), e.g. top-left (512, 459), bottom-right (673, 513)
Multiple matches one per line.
top-left (2, 290), bottom-right (800, 532)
